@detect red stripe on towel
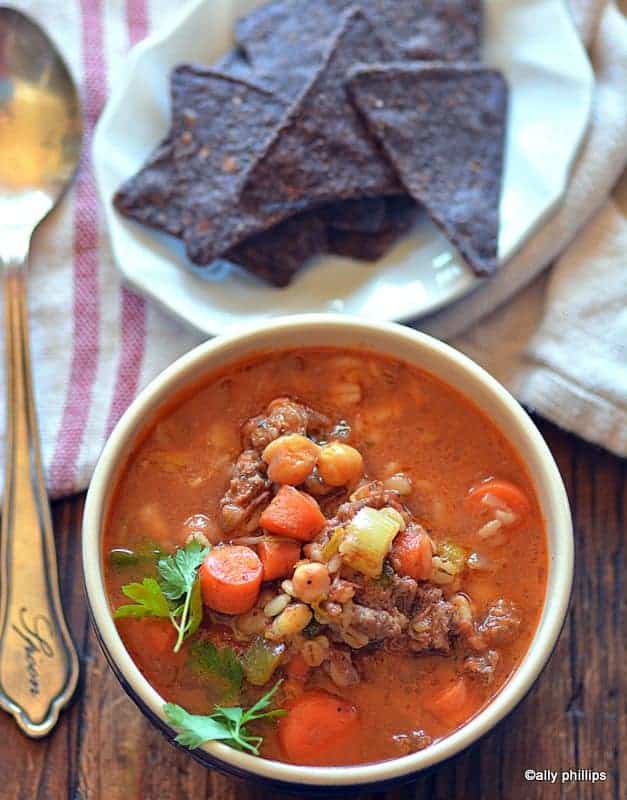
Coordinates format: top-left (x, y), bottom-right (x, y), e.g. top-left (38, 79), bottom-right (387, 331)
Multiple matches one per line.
top-left (126, 0), bottom-right (149, 44)
top-left (49, 0), bottom-right (105, 495)
top-left (105, 290), bottom-right (147, 436)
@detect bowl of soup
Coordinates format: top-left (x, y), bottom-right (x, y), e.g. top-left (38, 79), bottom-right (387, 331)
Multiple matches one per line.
top-left (82, 314), bottom-right (573, 791)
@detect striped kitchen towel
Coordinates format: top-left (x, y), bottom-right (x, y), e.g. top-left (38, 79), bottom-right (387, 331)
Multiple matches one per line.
top-left (0, 0), bottom-right (625, 503)
top-left (0, 0), bottom-right (201, 500)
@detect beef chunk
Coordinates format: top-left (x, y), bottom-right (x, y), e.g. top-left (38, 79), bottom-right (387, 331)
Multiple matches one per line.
top-left (414, 582), bottom-right (447, 609)
top-left (219, 449), bottom-right (271, 532)
top-left (349, 603), bottom-right (407, 641)
top-left (408, 584), bottom-right (455, 653)
top-left (448, 592), bottom-right (486, 651)
top-left (391, 575), bottom-right (420, 616)
top-left (353, 573), bottom-right (418, 616)
top-left (242, 397), bottom-right (329, 450)
top-left (463, 650), bottom-right (499, 684)
top-left (478, 599), bottom-right (521, 644)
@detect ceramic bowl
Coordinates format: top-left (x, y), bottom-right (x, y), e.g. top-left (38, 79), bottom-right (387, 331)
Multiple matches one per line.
top-left (83, 314), bottom-right (573, 791)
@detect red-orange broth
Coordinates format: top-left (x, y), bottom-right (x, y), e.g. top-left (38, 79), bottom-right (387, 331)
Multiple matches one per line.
top-left (104, 348), bottom-right (547, 766)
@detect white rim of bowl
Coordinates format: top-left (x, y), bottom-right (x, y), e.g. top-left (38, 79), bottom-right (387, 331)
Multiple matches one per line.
top-left (82, 314), bottom-right (573, 787)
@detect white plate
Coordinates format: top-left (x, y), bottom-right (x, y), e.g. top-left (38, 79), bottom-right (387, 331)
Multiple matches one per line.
top-left (93, 0), bottom-right (593, 336)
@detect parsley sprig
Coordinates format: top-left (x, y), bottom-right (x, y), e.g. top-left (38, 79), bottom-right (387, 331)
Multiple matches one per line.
top-left (164, 680), bottom-right (285, 754)
top-left (114, 540), bottom-right (209, 652)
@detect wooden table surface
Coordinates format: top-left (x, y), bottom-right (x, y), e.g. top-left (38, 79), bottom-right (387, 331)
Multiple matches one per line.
top-left (1, 418), bottom-right (624, 800)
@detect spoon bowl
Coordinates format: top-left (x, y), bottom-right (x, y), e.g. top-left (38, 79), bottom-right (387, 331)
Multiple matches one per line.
top-left (0, 7), bottom-right (82, 225)
top-left (0, 6), bottom-right (81, 738)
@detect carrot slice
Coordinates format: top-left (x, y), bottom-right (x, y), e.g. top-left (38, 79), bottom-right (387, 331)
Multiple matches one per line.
top-left (466, 478), bottom-right (530, 518)
top-left (199, 545), bottom-right (262, 614)
top-left (259, 486), bottom-right (326, 542)
top-left (423, 677), bottom-right (474, 727)
top-left (278, 690), bottom-right (358, 765)
top-left (257, 539), bottom-right (301, 582)
top-left (390, 527), bottom-right (433, 580)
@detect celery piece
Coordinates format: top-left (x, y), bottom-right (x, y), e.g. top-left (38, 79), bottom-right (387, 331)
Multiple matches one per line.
top-left (339, 506), bottom-right (402, 578)
top-left (242, 638), bottom-right (286, 686)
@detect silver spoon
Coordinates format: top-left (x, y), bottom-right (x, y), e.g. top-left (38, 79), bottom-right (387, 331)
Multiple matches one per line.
top-left (0, 7), bottom-right (81, 737)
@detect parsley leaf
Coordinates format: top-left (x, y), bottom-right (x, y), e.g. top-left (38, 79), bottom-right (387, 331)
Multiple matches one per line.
top-left (163, 703), bottom-right (233, 749)
top-left (114, 577), bottom-right (170, 619)
top-left (158, 540), bottom-right (209, 601)
top-left (241, 680), bottom-right (286, 722)
top-left (164, 681), bottom-right (285, 755)
top-left (157, 540), bottom-right (209, 653)
top-left (187, 576), bottom-right (204, 638)
top-left (189, 640), bottom-right (244, 698)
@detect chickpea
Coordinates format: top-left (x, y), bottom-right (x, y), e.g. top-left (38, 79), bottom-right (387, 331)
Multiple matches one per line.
top-left (292, 562), bottom-right (331, 603)
top-left (317, 442), bottom-right (364, 487)
top-left (262, 434), bottom-right (320, 486)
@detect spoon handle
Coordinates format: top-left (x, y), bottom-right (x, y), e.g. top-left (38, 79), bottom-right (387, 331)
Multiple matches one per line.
top-left (0, 259), bottom-right (79, 737)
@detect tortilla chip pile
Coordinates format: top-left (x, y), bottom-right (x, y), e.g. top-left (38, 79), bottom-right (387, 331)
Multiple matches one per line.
top-left (115, 0), bottom-right (507, 287)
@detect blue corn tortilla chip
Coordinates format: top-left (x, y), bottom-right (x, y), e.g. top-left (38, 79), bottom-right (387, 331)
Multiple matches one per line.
top-left (115, 132), bottom-right (325, 286)
top-left (213, 46), bottom-right (296, 98)
top-left (113, 66), bottom-right (332, 286)
top-left (324, 194), bottom-right (417, 235)
top-left (234, 0), bottom-right (339, 99)
top-left (114, 66), bottom-right (287, 240)
top-left (241, 9), bottom-right (401, 205)
top-left (348, 63), bottom-right (507, 275)
top-left (185, 9), bottom-right (402, 266)
top-left (322, 197), bottom-right (388, 234)
top-left (113, 133), bottom-right (185, 236)
top-left (379, 0), bottom-right (482, 61)
top-left (226, 211), bottom-right (328, 286)
top-left (235, 0), bottom-right (482, 99)
top-left (327, 195), bottom-right (419, 260)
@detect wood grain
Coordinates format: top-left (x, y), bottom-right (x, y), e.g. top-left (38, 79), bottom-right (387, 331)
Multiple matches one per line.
top-left (0, 420), bottom-right (623, 800)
